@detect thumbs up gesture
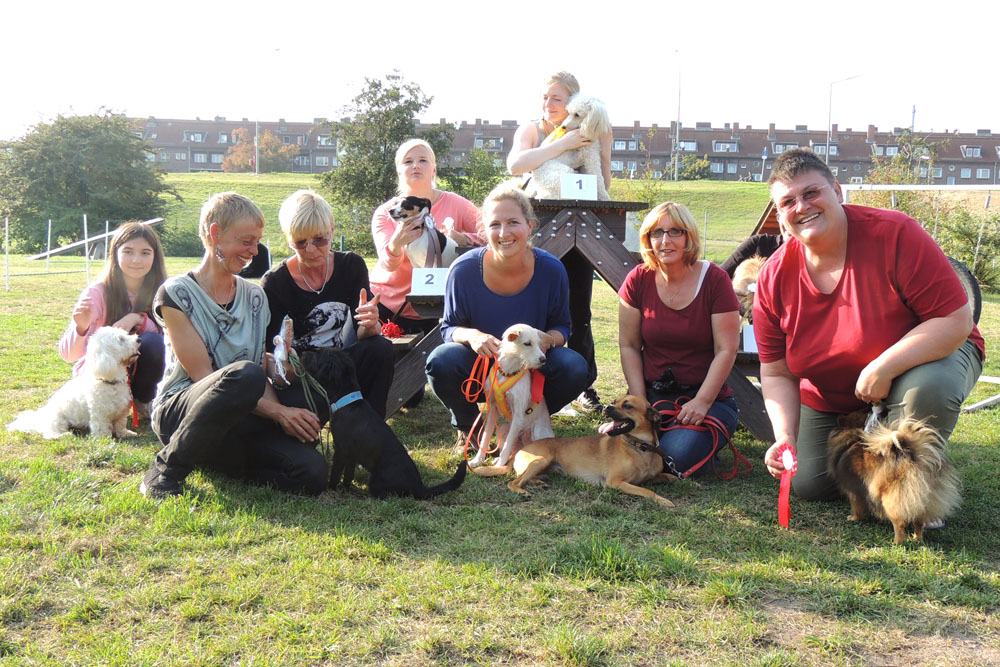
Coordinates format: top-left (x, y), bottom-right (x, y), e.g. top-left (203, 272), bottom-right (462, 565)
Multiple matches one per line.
top-left (355, 289), bottom-right (381, 333)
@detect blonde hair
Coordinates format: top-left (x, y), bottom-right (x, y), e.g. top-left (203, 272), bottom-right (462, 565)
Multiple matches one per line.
top-left (394, 138), bottom-right (437, 194)
top-left (279, 189), bottom-right (333, 241)
top-left (546, 71), bottom-right (580, 97)
top-left (638, 202), bottom-right (702, 270)
top-left (198, 192), bottom-right (264, 250)
top-left (480, 184), bottom-right (537, 246)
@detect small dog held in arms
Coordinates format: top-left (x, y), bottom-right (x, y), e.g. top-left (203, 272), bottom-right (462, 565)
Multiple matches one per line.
top-left (301, 348), bottom-right (467, 499)
top-left (525, 95), bottom-right (612, 201)
top-left (467, 324), bottom-right (555, 469)
top-left (473, 394), bottom-right (677, 507)
top-left (826, 410), bottom-right (961, 544)
top-left (8, 326), bottom-right (140, 439)
top-left (388, 195), bottom-right (459, 269)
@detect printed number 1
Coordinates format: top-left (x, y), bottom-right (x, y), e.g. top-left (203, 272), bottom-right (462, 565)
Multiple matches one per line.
top-left (576, 179), bottom-right (583, 189)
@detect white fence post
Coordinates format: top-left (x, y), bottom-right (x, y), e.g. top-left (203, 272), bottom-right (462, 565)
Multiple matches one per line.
top-left (4, 217), bottom-right (9, 292)
top-left (83, 214), bottom-right (91, 284)
top-left (104, 220), bottom-right (110, 258)
top-left (46, 220), bottom-right (52, 273)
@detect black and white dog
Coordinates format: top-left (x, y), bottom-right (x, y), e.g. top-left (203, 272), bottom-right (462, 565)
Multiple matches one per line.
top-left (388, 195), bottom-right (459, 269)
top-left (301, 348), bottom-right (466, 499)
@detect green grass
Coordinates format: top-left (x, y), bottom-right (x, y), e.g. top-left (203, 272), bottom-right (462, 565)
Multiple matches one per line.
top-left (2, 181), bottom-right (999, 664)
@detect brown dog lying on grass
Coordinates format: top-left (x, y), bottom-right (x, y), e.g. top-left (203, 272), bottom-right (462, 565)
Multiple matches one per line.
top-left (472, 394), bottom-right (678, 506)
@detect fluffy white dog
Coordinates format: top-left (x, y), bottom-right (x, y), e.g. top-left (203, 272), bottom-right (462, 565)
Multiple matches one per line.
top-left (8, 326), bottom-right (141, 439)
top-left (526, 95), bottom-right (612, 201)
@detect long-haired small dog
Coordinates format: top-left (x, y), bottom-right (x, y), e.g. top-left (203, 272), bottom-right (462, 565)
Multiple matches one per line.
top-left (527, 95), bottom-right (612, 201)
top-left (826, 412), bottom-right (960, 544)
top-left (388, 195), bottom-right (458, 269)
top-left (468, 324), bottom-right (555, 469)
top-left (8, 326), bottom-right (140, 439)
top-left (731, 254), bottom-right (767, 323)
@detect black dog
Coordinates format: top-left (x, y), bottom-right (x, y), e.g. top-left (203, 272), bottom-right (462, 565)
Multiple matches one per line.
top-left (301, 348), bottom-right (466, 499)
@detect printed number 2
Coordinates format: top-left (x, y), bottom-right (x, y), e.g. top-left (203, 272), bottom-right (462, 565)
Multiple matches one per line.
top-left (424, 274), bottom-right (435, 285)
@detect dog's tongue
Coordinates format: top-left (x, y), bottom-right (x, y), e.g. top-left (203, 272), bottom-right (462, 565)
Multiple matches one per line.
top-left (598, 421), bottom-right (618, 435)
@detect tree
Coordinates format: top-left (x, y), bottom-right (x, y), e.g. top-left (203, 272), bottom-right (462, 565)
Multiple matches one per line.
top-left (320, 72), bottom-right (434, 215)
top-left (443, 149), bottom-right (508, 206)
top-left (679, 154), bottom-right (712, 180)
top-left (222, 128), bottom-right (299, 173)
top-left (0, 112), bottom-right (177, 251)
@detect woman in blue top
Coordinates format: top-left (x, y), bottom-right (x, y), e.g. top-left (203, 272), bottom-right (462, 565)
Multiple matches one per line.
top-left (426, 185), bottom-right (589, 445)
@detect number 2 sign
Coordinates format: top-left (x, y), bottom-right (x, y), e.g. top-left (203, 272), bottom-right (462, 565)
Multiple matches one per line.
top-left (410, 268), bottom-right (450, 296)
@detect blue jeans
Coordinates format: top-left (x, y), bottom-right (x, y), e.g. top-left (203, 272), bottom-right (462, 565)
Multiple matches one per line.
top-left (648, 390), bottom-right (740, 477)
top-left (426, 342), bottom-right (589, 431)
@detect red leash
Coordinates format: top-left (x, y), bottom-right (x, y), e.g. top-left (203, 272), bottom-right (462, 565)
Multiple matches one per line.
top-left (459, 355), bottom-right (495, 460)
top-left (776, 441), bottom-right (797, 528)
top-left (651, 397), bottom-right (752, 480)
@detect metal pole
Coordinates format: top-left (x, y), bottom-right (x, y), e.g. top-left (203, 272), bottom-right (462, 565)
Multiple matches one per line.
top-left (4, 217), bottom-right (9, 292)
top-left (674, 51), bottom-right (681, 181)
top-left (255, 119), bottom-right (260, 176)
top-left (83, 214), bottom-right (91, 284)
top-left (46, 220), bottom-right (52, 272)
top-left (104, 220), bottom-right (109, 258)
top-left (827, 75), bottom-right (860, 166)
top-left (703, 210), bottom-right (708, 258)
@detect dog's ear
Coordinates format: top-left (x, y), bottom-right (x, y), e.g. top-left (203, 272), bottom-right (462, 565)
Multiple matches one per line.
top-left (506, 330), bottom-right (520, 342)
top-left (88, 342), bottom-right (121, 380)
top-left (580, 98), bottom-right (611, 139)
top-left (646, 405), bottom-right (662, 431)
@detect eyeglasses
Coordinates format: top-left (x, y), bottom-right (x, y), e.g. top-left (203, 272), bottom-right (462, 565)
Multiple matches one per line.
top-left (774, 183), bottom-right (831, 213)
top-left (289, 236), bottom-right (331, 250)
top-left (649, 228), bottom-right (687, 240)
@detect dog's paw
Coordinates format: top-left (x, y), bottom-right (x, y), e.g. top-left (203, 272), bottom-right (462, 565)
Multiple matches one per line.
top-left (654, 496), bottom-right (675, 508)
top-left (847, 513), bottom-right (862, 522)
top-left (115, 429), bottom-right (138, 439)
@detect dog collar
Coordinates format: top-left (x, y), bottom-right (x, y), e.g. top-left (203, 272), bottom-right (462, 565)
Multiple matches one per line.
top-left (99, 379), bottom-right (125, 385)
top-left (330, 391), bottom-right (363, 413)
top-left (623, 433), bottom-right (656, 453)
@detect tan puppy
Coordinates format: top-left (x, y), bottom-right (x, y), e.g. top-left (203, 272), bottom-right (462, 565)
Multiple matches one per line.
top-left (474, 394), bottom-right (677, 506)
top-left (731, 254), bottom-right (767, 322)
top-left (469, 324), bottom-right (554, 468)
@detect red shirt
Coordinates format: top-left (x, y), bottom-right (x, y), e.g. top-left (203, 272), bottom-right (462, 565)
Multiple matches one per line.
top-left (754, 204), bottom-right (986, 413)
top-left (619, 261), bottom-right (740, 400)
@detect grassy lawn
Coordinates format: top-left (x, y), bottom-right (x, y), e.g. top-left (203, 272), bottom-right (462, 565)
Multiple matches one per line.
top-left (1, 244), bottom-right (998, 666)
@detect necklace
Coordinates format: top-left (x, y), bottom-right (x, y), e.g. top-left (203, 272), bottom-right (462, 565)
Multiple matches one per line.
top-left (197, 269), bottom-right (235, 305)
top-left (299, 254), bottom-right (331, 294)
top-left (660, 267), bottom-right (692, 304)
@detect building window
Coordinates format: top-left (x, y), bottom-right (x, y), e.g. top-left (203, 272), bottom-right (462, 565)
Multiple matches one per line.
top-left (727, 163), bottom-right (737, 174)
top-left (613, 140), bottom-right (626, 150)
top-left (627, 161), bottom-right (637, 171)
top-left (740, 163), bottom-right (747, 168)
top-left (831, 166), bottom-right (839, 176)
top-left (678, 140), bottom-right (697, 151)
top-left (174, 152), bottom-right (186, 160)
top-left (282, 136), bottom-right (292, 145)
top-left (628, 140), bottom-right (637, 151)
top-left (933, 167), bottom-right (942, 178)
top-left (474, 138), bottom-right (483, 148)
top-left (774, 143), bottom-right (797, 154)
top-left (753, 161), bottom-right (760, 167)
top-left (963, 146), bottom-right (982, 158)
top-left (850, 176), bottom-right (863, 184)
top-left (885, 146), bottom-right (899, 156)
top-left (184, 131), bottom-right (204, 143)
top-left (316, 156), bottom-right (330, 167)
top-left (714, 141), bottom-right (738, 152)
top-left (961, 168), bottom-right (972, 178)
top-left (219, 133), bottom-right (228, 144)
top-left (211, 154), bottom-right (223, 164)
top-left (977, 168), bottom-right (990, 179)
top-left (814, 145), bottom-right (826, 155)
top-left (611, 160), bottom-right (623, 171)
top-left (317, 136), bottom-right (333, 146)
top-left (158, 152), bottom-right (169, 162)
top-left (872, 145), bottom-right (884, 156)
top-left (653, 171), bottom-right (663, 178)
top-left (830, 145), bottom-right (838, 156)
top-left (710, 162), bottom-right (724, 173)
top-left (193, 153), bottom-right (207, 163)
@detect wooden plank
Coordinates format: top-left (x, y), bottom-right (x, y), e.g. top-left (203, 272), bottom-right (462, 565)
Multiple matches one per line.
top-left (534, 225), bottom-right (578, 261)
top-left (727, 367), bottom-right (774, 442)
top-left (386, 325), bottom-right (443, 418)
top-left (574, 230), bottom-right (638, 292)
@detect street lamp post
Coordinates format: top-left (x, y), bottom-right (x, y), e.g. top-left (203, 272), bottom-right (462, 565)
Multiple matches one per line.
top-left (826, 75), bottom-right (860, 165)
top-left (673, 50), bottom-right (681, 181)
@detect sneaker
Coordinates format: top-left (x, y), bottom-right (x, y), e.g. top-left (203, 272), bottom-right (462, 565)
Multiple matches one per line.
top-left (139, 464), bottom-right (182, 499)
top-left (573, 387), bottom-right (603, 413)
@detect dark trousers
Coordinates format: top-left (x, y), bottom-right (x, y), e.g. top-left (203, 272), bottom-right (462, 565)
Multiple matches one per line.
top-left (562, 248), bottom-right (598, 387)
top-left (131, 331), bottom-right (166, 403)
top-left (342, 335), bottom-right (395, 419)
top-left (151, 361), bottom-right (329, 495)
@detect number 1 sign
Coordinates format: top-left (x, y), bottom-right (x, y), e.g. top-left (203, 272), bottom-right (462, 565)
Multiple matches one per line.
top-left (560, 173), bottom-right (598, 200)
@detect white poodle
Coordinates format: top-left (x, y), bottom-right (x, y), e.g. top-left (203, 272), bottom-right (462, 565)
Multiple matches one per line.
top-left (526, 95), bottom-right (612, 201)
top-left (8, 326), bottom-right (141, 439)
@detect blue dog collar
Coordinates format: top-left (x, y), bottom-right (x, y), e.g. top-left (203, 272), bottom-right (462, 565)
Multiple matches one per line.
top-left (330, 391), bottom-right (363, 413)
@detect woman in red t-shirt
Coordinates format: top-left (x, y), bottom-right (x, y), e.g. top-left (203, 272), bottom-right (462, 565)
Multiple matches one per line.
top-left (618, 202), bottom-right (741, 476)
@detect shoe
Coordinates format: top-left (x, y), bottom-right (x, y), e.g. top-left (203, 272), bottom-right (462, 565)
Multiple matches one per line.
top-left (573, 387), bottom-right (603, 413)
top-left (139, 464), bottom-right (182, 499)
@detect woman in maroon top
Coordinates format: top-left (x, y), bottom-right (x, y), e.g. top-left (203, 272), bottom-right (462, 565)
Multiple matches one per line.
top-left (618, 202), bottom-right (741, 475)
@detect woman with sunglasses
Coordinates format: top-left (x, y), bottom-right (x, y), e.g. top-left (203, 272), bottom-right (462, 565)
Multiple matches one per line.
top-left (618, 202), bottom-right (740, 477)
top-left (262, 189), bottom-right (394, 417)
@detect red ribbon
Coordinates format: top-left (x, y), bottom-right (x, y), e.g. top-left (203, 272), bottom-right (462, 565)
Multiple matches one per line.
top-left (777, 442), bottom-right (797, 528)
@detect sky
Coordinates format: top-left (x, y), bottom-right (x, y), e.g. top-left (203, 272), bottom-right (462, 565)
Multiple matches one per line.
top-left (3, 1), bottom-right (998, 142)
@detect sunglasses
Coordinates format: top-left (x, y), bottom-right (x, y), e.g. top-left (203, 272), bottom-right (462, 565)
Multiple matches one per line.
top-left (649, 228), bottom-right (687, 240)
top-left (289, 236), bottom-right (331, 250)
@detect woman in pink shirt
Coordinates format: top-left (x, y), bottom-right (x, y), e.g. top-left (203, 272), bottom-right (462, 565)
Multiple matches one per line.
top-left (59, 222), bottom-right (167, 414)
top-left (370, 139), bottom-right (482, 335)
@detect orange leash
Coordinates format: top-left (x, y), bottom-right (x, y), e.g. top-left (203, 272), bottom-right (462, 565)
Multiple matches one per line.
top-left (460, 355), bottom-right (500, 460)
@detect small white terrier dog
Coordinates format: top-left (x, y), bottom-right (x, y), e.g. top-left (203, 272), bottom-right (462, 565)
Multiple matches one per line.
top-left (8, 326), bottom-right (141, 439)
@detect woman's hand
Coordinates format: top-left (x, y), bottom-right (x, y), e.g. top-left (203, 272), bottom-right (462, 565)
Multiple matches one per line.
top-left (354, 289), bottom-right (381, 332)
top-left (468, 330), bottom-right (501, 358)
top-left (274, 404), bottom-right (321, 443)
top-left (387, 206), bottom-right (427, 256)
top-left (855, 358), bottom-right (892, 404)
top-left (72, 295), bottom-right (96, 334)
top-left (763, 439), bottom-right (794, 480)
top-left (676, 396), bottom-right (711, 427)
top-left (557, 129), bottom-right (592, 151)
top-left (112, 313), bottom-right (143, 333)
top-left (264, 351), bottom-right (297, 388)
